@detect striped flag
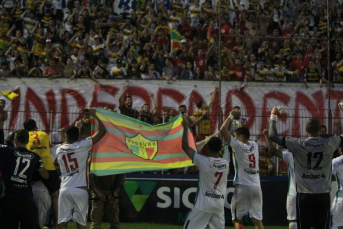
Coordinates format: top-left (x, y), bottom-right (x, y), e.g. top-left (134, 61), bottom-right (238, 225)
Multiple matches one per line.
top-left (0, 91), bottom-right (19, 100)
top-left (171, 29), bottom-right (182, 54)
top-left (207, 21), bottom-right (215, 48)
top-left (90, 108), bottom-right (196, 176)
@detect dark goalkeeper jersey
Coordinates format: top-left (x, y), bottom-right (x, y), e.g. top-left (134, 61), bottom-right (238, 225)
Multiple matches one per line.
top-left (0, 145), bottom-right (43, 200)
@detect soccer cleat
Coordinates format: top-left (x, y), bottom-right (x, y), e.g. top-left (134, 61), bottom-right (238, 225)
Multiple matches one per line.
top-left (339, 102), bottom-right (343, 110)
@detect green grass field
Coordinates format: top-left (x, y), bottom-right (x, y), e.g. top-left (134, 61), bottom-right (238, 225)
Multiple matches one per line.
top-left (64, 222), bottom-right (288, 229)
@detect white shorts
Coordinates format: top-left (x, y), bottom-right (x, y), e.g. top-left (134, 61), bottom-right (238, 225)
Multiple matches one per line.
top-left (286, 195), bottom-right (296, 221)
top-left (58, 188), bottom-right (89, 226)
top-left (184, 207), bottom-right (225, 229)
top-left (32, 188), bottom-right (52, 225)
top-left (331, 196), bottom-right (343, 227)
top-left (231, 185), bottom-right (263, 221)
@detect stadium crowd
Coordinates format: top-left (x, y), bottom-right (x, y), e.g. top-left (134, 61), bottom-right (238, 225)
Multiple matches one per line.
top-left (0, 0), bottom-right (341, 86)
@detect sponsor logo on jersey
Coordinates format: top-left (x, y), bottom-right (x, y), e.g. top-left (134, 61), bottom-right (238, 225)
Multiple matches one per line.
top-left (211, 162), bottom-right (227, 170)
top-left (14, 151), bottom-right (34, 159)
top-left (244, 144), bottom-right (255, 153)
top-left (304, 142), bottom-right (324, 148)
top-left (125, 133), bottom-right (158, 160)
top-left (124, 181), bottom-right (156, 212)
top-left (244, 169), bottom-right (258, 175)
top-left (205, 191), bottom-right (224, 199)
top-left (301, 173), bottom-right (325, 179)
top-left (11, 176), bottom-right (27, 184)
top-left (30, 146), bottom-right (48, 150)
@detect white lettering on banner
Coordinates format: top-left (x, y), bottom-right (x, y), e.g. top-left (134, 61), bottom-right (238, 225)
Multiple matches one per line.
top-left (157, 187), bottom-right (172, 208)
top-left (182, 187), bottom-right (197, 209)
top-left (1, 80), bottom-right (343, 140)
top-left (156, 186), bottom-right (233, 209)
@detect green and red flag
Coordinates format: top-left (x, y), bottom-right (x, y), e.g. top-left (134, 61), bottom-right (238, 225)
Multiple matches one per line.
top-left (90, 108), bottom-right (196, 175)
top-left (171, 29), bottom-right (182, 54)
top-left (207, 21), bottom-right (215, 48)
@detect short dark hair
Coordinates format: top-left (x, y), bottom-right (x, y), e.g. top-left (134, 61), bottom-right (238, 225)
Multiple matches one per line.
top-left (15, 129), bottom-right (29, 145)
top-left (125, 95), bottom-right (132, 100)
top-left (208, 137), bottom-right (222, 153)
top-left (5, 131), bottom-right (15, 147)
top-left (196, 100), bottom-right (204, 109)
top-left (23, 119), bottom-right (37, 131)
top-left (0, 99), bottom-right (5, 105)
top-left (179, 105), bottom-right (187, 110)
top-left (235, 127), bottom-right (250, 140)
top-left (65, 126), bottom-right (80, 142)
top-left (306, 119), bottom-right (320, 134)
top-left (233, 106), bottom-right (240, 110)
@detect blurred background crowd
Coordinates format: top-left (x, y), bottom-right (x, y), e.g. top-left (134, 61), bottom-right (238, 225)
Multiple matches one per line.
top-left (0, 0), bottom-right (341, 86)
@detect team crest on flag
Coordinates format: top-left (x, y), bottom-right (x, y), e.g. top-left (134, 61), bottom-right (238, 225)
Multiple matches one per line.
top-left (125, 133), bottom-right (158, 160)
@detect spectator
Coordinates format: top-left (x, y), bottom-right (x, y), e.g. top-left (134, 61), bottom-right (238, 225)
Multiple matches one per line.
top-left (258, 145), bottom-right (274, 175)
top-left (110, 59), bottom-right (127, 78)
top-left (0, 61), bottom-right (10, 80)
top-left (180, 61), bottom-right (194, 79)
top-left (162, 57), bottom-right (179, 82)
top-left (92, 57), bottom-right (110, 85)
top-left (43, 58), bottom-right (64, 79)
top-left (193, 85), bottom-right (218, 155)
top-left (75, 108), bottom-right (92, 140)
top-left (118, 85), bottom-right (139, 119)
top-left (89, 173), bottom-right (125, 229)
top-left (194, 66), bottom-right (204, 80)
top-left (141, 63), bottom-right (161, 79)
top-left (139, 92), bottom-right (157, 125)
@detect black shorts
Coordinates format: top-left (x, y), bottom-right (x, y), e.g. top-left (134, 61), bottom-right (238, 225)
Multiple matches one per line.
top-left (0, 129), bottom-right (4, 145)
top-left (0, 198), bottom-right (40, 229)
top-left (296, 192), bottom-right (330, 229)
top-left (41, 170), bottom-right (60, 194)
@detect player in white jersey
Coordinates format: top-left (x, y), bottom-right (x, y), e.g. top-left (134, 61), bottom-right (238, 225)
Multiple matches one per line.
top-left (182, 117), bottom-right (230, 229)
top-left (268, 106), bottom-right (343, 229)
top-left (221, 111), bottom-right (264, 229)
top-left (263, 129), bottom-right (297, 229)
top-left (331, 155), bottom-right (343, 229)
top-left (56, 108), bottom-right (106, 229)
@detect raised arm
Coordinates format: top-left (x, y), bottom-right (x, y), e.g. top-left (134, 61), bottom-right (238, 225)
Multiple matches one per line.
top-left (118, 85), bottom-right (129, 107)
top-left (181, 117), bottom-right (195, 159)
top-left (207, 85), bottom-right (218, 109)
top-left (220, 111), bottom-right (237, 143)
top-left (263, 129), bottom-right (282, 158)
top-left (268, 106), bottom-right (286, 147)
top-left (89, 108), bottom-right (106, 144)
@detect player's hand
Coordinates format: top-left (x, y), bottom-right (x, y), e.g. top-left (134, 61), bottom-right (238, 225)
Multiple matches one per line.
top-left (96, 191), bottom-right (106, 200)
top-left (88, 108), bottom-right (96, 117)
top-left (230, 110), bottom-right (239, 118)
top-left (262, 129), bottom-right (268, 136)
top-left (271, 106), bottom-right (286, 115)
top-left (182, 117), bottom-right (189, 129)
top-left (339, 102), bottom-right (343, 110)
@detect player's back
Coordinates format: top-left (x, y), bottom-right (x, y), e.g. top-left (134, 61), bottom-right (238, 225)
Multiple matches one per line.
top-left (56, 137), bottom-right (92, 189)
top-left (285, 136), bottom-right (342, 193)
top-left (333, 155), bottom-right (343, 199)
top-left (27, 130), bottom-right (55, 170)
top-left (230, 136), bottom-right (260, 186)
top-left (0, 145), bottom-right (43, 200)
top-left (193, 153), bottom-right (229, 214)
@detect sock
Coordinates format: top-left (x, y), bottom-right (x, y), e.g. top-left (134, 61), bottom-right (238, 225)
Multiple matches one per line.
top-left (289, 222), bottom-right (297, 229)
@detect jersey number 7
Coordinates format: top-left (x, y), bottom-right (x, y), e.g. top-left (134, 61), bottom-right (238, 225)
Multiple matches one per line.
top-left (214, 172), bottom-right (223, 190)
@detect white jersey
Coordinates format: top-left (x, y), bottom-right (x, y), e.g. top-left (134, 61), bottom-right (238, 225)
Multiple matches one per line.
top-left (192, 151), bottom-right (230, 214)
top-left (56, 138), bottom-right (92, 189)
top-left (230, 135), bottom-right (260, 186)
top-left (332, 155), bottom-right (343, 199)
top-left (282, 151), bottom-right (296, 196)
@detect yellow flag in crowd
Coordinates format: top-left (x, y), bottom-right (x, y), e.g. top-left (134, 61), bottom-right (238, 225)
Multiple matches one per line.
top-left (0, 91), bottom-right (19, 100)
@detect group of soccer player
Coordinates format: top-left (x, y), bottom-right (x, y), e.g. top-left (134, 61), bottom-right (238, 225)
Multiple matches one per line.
top-left (0, 108), bottom-right (106, 228)
top-left (182, 105), bottom-right (343, 229)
